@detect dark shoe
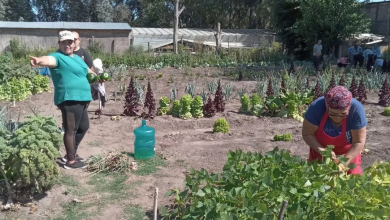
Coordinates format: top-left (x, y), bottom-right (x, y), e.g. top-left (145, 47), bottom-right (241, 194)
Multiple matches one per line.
top-left (62, 154), bottom-right (85, 163)
top-left (63, 160), bottom-right (87, 170)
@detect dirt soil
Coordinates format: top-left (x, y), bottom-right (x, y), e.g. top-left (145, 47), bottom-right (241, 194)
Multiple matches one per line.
top-left (1, 67), bottom-right (389, 220)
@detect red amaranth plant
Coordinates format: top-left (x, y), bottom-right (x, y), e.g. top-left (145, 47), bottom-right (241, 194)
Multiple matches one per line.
top-left (349, 76), bottom-right (358, 98)
top-left (266, 78), bottom-right (273, 96)
top-left (357, 79), bottom-right (367, 104)
top-left (339, 74), bottom-right (346, 87)
top-left (313, 80), bottom-right (322, 101)
top-left (123, 77), bottom-right (139, 116)
top-left (214, 80), bottom-right (225, 112)
top-left (379, 75), bottom-right (390, 107)
top-left (142, 81), bottom-right (156, 119)
top-left (327, 73), bottom-right (336, 92)
top-left (203, 96), bottom-right (216, 117)
top-left (280, 76), bottom-right (286, 94)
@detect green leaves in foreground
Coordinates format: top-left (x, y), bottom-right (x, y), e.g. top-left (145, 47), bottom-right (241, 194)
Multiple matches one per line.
top-left (161, 146), bottom-right (390, 220)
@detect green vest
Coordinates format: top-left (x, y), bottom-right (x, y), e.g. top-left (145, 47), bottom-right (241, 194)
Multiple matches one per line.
top-left (49, 50), bottom-right (92, 105)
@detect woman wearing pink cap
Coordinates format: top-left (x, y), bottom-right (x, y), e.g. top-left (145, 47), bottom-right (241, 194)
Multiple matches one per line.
top-left (302, 86), bottom-right (367, 175)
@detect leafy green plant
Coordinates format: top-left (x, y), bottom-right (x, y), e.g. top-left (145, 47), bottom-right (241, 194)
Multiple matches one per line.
top-left (190, 96), bottom-right (203, 118)
top-left (161, 147), bottom-right (390, 219)
top-left (32, 74), bottom-right (50, 94)
top-left (384, 107), bottom-right (390, 116)
top-left (213, 118), bottom-right (229, 133)
top-left (157, 96), bottom-right (170, 116)
top-left (239, 94), bottom-right (250, 114)
top-left (250, 94), bottom-right (261, 115)
top-left (274, 133), bottom-right (292, 141)
top-left (179, 94), bottom-right (192, 120)
top-left (3, 115), bottom-right (62, 193)
top-left (170, 100), bottom-right (180, 117)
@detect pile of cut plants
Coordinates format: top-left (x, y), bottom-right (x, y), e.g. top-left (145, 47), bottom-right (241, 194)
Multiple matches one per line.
top-left (161, 146), bottom-right (390, 219)
top-left (84, 150), bottom-right (138, 174)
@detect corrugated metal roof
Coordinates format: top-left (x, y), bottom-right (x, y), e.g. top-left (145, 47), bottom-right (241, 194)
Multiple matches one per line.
top-left (0, 21), bottom-right (132, 30)
top-left (132, 28), bottom-right (275, 36)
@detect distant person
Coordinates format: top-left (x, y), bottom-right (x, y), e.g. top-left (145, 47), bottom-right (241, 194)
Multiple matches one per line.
top-left (373, 43), bottom-right (381, 60)
top-left (72, 31), bottom-right (93, 70)
top-left (72, 31), bottom-right (106, 114)
top-left (363, 47), bottom-right (375, 72)
top-left (337, 56), bottom-right (349, 68)
top-left (375, 57), bottom-right (384, 69)
top-left (348, 42), bottom-right (363, 68)
top-left (313, 40), bottom-right (323, 72)
top-left (29, 30), bottom-right (97, 169)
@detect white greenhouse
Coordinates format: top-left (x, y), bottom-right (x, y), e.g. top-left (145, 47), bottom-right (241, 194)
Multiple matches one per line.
top-left (131, 28), bottom-right (276, 51)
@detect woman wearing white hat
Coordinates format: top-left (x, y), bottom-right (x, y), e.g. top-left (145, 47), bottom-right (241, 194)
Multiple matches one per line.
top-left (29, 30), bottom-right (96, 170)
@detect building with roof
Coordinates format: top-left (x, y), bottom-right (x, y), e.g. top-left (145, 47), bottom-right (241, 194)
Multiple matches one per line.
top-left (0, 21), bottom-right (133, 53)
top-left (132, 28), bottom-right (276, 51)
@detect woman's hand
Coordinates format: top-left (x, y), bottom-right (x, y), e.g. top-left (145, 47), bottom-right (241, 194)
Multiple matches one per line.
top-left (29, 56), bottom-right (40, 67)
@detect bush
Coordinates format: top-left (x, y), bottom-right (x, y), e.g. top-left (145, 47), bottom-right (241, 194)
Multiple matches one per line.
top-left (190, 96), bottom-right (203, 118)
top-left (157, 96), bottom-right (170, 116)
top-left (213, 118), bottom-right (229, 133)
top-left (3, 115), bottom-right (62, 193)
top-left (161, 147), bottom-right (390, 219)
top-left (170, 100), bottom-right (180, 117)
top-left (384, 107), bottom-right (390, 116)
top-left (274, 133), bottom-right (292, 141)
top-left (239, 94), bottom-right (250, 113)
top-left (179, 94), bottom-right (193, 120)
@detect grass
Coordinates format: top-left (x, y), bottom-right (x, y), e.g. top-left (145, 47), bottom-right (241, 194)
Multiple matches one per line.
top-left (50, 173), bottom-right (146, 220)
top-left (87, 173), bottom-right (142, 202)
top-left (123, 205), bottom-right (147, 220)
top-left (125, 153), bottom-right (167, 176)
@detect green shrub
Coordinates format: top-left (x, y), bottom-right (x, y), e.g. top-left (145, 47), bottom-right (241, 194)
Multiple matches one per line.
top-left (170, 100), bottom-right (180, 117)
top-left (250, 94), bottom-right (261, 115)
top-left (190, 96), bottom-right (203, 118)
top-left (3, 115), bottom-right (62, 193)
top-left (157, 96), bottom-right (170, 116)
top-left (274, 133), bottom-right (292, 141)
top-left (179, 94), bottom-right (192, 120)
top-left (161, 147), bottom-right (390, 219)
top-left (239, 94), bottom-right (250, 113)
top-left (213, 118), bottom-right (229, 133)
top-left (384, 107), bottom-right (390, 116)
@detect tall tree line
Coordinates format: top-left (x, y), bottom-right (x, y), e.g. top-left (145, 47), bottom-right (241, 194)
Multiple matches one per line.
top-left (0, 0), bottom-right (370, 60)
top-left (0, 0), bottom-right (271, 29)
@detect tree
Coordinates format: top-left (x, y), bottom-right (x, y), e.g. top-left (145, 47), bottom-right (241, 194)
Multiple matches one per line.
top-left (173, 0), bottom-right (185, 54)
top-left (214, 22), bottom-right (222, 54)
top-left (268, 0), bottom-right (308, 59)
top-left (112, 3), bottom-right (131, 23)
top-left (0, 0), bottom-right (6, 20)
top-left (4, 0), bottom-right (35, 21)
top-left (89, 0), bottom-right (113, 22)
top-left (61, 0), bottom-right (90, 22)
top-left (32, 0), bottom-right (62, 21)
top-left (293, 0), bottom-right (371, 53)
